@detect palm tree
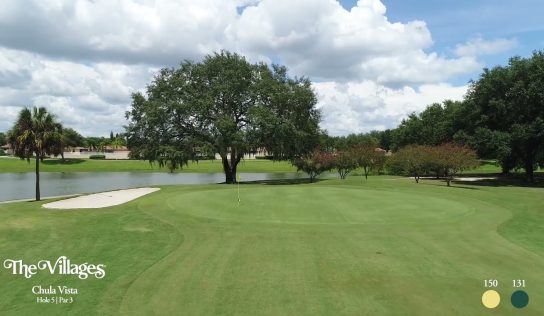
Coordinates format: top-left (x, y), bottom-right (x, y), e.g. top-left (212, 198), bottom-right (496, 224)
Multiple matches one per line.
top-left (7, 107), bottom-right (63, 201)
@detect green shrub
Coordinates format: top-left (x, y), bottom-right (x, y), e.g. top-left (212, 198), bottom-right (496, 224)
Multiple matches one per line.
top-left (255, 155), bottom-right (274, 160)
top-left (89, 154), bottom-right (106, 160)
top-left (0, 148), bottom-right (5, 156)
top-left (385, 154), bottom-right (407, 176)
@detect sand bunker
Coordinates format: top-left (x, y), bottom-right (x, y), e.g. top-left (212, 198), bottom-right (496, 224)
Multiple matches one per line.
top-left (42, 187), bottom-right (160, 209)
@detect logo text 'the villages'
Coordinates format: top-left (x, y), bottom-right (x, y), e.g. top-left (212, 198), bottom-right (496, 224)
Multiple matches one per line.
top-left (3, 256), bottom-right (105, 279)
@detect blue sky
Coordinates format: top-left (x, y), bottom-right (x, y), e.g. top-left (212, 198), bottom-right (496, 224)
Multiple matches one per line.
top-left (342, 0), bottom-right (544, 84)
top-left (0, 0), bottom-right (542, 136)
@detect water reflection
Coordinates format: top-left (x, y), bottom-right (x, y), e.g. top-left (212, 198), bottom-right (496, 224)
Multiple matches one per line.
top-left (0, 172), bottom-right (308, 201)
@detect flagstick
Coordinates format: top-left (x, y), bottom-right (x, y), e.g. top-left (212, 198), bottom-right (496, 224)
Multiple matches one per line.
top-left (237, 174), bottom-right (241, 205)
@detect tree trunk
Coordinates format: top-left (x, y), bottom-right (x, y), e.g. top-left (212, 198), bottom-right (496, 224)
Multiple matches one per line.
top-left (446, 177), bottom-right (452, 187)
top-left (231, 162), bottom-right (238, 184)
top-left (222, 156), bottom-right (233, 184)
top-left (231, 148), bottom-right (237, 184)
top-left (364, 167), bottom-right (368, 180)
top-left (221, 149), bottom-right (242, 184)
top-left (35, 155), bottom-right (40, 201)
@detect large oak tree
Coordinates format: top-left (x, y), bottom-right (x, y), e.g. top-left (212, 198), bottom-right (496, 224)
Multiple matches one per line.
top-left (126, 51), bottom-right (321, 183)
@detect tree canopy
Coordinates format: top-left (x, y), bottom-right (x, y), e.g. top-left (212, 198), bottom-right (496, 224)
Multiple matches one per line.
top-left (386, 144), bottom-right (478, 185)
top-left (292, 149), bottom-right (334, 182)
top-left (125, 51), bottom-right (321, 183)
top-left (0, 132), bottom-right (6, 146)
top-left (7, 107), bottom-right (63, 200)
top-left (463, 51), bottom-right (544, 181)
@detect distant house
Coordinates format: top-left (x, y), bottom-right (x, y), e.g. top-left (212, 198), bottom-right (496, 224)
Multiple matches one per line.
top-left (63, 145), bottom-right (131, 160)
top-left (374, 147), bottom-right (392, 156)
top-left (214, 147), bottom-right (270, 160)
top-left (104, 145), bottom-right (129, 153)
top-left (1, 144), bottom-right (13, 155)
top-left (68, 146), bottom-right (88, 153)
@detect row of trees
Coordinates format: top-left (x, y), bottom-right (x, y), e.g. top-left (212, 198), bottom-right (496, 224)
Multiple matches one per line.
top-left (292, 146), bottom-right (386, 182)
top-left (321, 131), bottom-right (392, 151)
top-left (2, 126), bottom-right (126, 154)
top-left (5, 107), bottom-right (128, 201)
top-left (292, 144), bottom-right (478, 186)
top-left (388, 51), bottom-right (544, 182)
top-left (125, 49), bottom-right (542, 183)
top-left (320, 52), bottom-right (544, 183)
top-left (386, 144), bottom-right (479, 186)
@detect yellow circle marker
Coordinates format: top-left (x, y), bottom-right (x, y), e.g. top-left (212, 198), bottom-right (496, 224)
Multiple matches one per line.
top-left (482, 290), bottom-right (501, 309)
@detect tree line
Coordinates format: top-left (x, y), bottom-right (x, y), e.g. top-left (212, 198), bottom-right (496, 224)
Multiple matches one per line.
top-left (5, 49), bottom-right (542, 200)
top-left (1, 127), bottom-right (128, 154)
top-left (292, 145), bottom-right (386, 182)
top-left (322, 51), bottom-right (544, 182)
top-left (293, 143), bottom-right (478, 186)
top-left (126, 49), bottom-right (543, 183)
top-left (4, 108), bottom-right (128, 200)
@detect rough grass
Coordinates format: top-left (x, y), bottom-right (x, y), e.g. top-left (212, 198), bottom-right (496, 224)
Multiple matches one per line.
top-left (0, 177), bottom-right (543, 315)
top-left (0, 157), bottom-right (510, 176)
top-left (0, 158), bottom-right (297, 173)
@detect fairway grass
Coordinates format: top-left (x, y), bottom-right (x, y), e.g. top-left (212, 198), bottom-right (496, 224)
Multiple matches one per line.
top-left (0, 177), bottom-right (543, 315)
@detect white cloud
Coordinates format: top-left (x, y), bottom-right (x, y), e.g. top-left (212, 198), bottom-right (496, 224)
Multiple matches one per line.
top-left (314, 81), bottom-right (468, 135)
top-left (230, 0), bottom-right (481, 84)
top-left (0, 0), bottom-right (481, 85)
top-left (455, 37), bottom-right (517, 57)
top-left (0, 0), bottom-right (242, 65)
top-left (0, 48), bottom-right (154, 135)
top-left (0, 0), bottom-right (495, 135)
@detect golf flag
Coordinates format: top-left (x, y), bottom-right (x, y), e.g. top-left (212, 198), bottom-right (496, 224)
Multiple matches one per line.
top-left (237, 174), bottom-right (241, 204)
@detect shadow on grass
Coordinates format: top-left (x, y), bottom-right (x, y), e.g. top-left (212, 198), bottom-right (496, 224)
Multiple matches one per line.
top-left (222, 178), bottom-right (325, 185)
top-left (412, 179), bottom-right (482, 190)
top-left (42, 158), bottom-right (86, 165)
top-left (451, 172), bottom-right (544, 188)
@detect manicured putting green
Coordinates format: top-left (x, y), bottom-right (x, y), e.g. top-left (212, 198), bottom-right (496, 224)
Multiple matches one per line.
top-left (0, 177), bottom-right (543, 315)
top-left (175, 186), bottom-right (473, 224)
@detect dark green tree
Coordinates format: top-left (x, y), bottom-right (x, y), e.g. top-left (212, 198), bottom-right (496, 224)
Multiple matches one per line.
top-left (62, 128), bottom-right (85, 150)
top-left (126, 51), bottom-right (321, 183)
top-left (391, 100), bottom-right (464, 149)
top-left (464, 51), bottom-right (544, 181)
top-left (7, 107), bottom-right (63, 201)
top-left (0, 132), bottom-right (6, 146)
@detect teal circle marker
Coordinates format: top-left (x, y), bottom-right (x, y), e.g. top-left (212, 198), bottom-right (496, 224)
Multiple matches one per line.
top-left (511, 290), bottom-right (529, 308)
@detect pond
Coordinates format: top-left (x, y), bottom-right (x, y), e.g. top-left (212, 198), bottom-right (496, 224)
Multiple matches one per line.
top-left (0, 172), bottom-right (313, 202)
